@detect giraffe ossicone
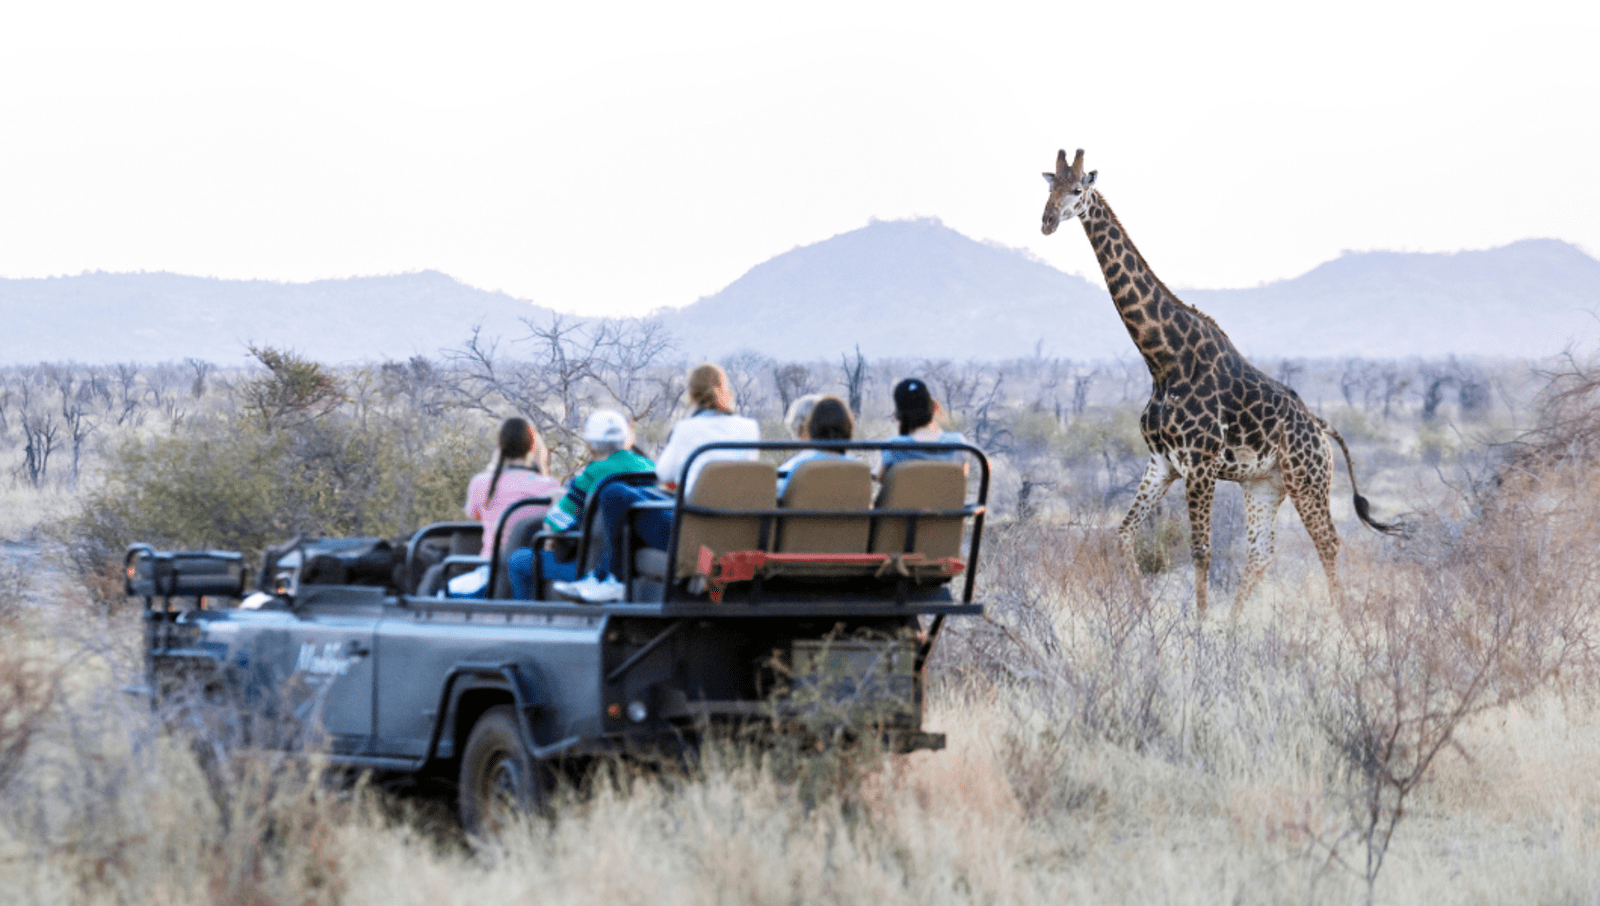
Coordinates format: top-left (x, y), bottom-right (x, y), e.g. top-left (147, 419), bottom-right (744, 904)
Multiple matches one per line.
top-left (1039, 148), bottom-right (1400, 618)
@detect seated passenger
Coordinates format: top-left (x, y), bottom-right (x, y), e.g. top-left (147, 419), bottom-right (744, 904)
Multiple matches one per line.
top-left (784, 392), bottom-right (824, 441)
top-left (450, 417), bottom-right (562, 596)
top-left (878, 377), bottom-right (968, 479)
top-left (557, 363), bottom-right (760, 603)
top-left (653, 363), bottom-right (763, 494)
top-left (464, 417), bottom-right (561, 558)
top-left (505, 409), bottom-right (653, 599)
top-left (777, 395), bottom-right (856, 496)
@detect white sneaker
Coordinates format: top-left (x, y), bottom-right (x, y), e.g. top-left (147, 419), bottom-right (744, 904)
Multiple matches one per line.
top-left (446, 564), bottom-right (489, 597)
top-left (553, 573), bottom-right (626, 603)
top-left (577, 575), bottom-right (626, 602)
top-left (550, 575), bottom-right (588, 598)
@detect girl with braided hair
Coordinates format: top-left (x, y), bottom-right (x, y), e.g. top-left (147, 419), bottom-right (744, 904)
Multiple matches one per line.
top-left (463, 417), bottom-right (562, 559)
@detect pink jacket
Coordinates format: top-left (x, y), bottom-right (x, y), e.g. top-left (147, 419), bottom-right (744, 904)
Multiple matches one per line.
top-left (464, 467), bottom-right (563, 558)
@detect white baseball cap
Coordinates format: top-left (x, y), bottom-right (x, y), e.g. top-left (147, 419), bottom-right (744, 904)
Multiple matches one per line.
top-left (582, 409), bottom-right (632, 445)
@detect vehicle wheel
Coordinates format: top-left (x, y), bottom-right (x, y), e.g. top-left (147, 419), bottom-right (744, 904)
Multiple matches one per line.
top-left (458, 705), bottom-right (547, 837)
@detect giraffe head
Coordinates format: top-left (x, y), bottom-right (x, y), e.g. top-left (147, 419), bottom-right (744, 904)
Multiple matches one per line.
top-left (1040, 148), bottom-right (1097, 235)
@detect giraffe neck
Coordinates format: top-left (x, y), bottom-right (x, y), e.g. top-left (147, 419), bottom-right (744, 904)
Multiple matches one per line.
top-left (1078, 191), bottom-right (1230, 383)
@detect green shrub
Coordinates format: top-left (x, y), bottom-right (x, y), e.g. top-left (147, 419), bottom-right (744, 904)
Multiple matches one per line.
top-left (1007, 409), bottom-right (1064, 458)
top-left (1058, 407), bottom-right (1145, 464)
top-left (67, 407), bottom-right (482, 588)
top-left (1327, 406), bottom-right (1386, 444)
top-left (1130, 507), bottom-right (1188, 576)
top-left (1413, 421), bottom-right (1458, 467)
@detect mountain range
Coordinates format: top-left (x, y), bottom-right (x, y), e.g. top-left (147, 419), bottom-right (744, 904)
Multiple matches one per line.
top-left (2, 219), bottom-right (1597, 365)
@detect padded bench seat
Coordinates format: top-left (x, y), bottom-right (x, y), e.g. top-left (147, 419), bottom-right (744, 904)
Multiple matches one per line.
top-left (629, 456), bottom-right (972, 603)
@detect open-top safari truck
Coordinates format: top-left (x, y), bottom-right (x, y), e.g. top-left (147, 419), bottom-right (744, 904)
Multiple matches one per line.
top-left (127, 441), bottom-right (987, 832)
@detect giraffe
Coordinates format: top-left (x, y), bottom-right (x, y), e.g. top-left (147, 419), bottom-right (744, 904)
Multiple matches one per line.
top-left (1039, 149), bottom-right (1398, 618)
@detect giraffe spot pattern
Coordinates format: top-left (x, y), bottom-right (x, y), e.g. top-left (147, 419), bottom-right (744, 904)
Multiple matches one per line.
top-left (1072, 187), bottom-right (1356, 616)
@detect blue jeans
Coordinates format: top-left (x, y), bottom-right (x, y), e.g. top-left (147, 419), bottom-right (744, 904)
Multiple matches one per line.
top-left (506, 547), bottom-right (580, 599)
top-left (597, 482), bottom-right (673, 580)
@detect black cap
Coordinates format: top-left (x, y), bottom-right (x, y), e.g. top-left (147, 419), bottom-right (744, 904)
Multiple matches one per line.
top-left (893, 378), bottom-right (931, 414)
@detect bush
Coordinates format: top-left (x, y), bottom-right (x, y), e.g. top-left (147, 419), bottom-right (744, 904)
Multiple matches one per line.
top-left (1007, 409), bottom-right (1064, 459)
top-left (1058, 406), bottom-right (1145, 464)
top-left (0, 639), bottom-right (56, 794)
top-left (0, 558), bottom-right (29, 624)
top-left (66, 401), bottom-right (482, 588)
top-left (1327, 406), bottom-right (1387, 445)
top-left (1413, 421), bottom-right (1458, 467)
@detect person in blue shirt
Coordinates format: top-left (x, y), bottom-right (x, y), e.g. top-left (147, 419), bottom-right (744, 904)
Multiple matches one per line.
top-left (878, 377), bottom-right (967, 478)
top-left (777, 395), bottom-right (856, 495)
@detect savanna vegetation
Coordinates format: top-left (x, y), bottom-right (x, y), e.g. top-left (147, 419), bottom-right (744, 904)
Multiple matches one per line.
top-left (0, 318), bottom-right (1595, 905)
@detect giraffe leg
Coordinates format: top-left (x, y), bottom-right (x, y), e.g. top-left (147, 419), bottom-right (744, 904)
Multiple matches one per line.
top-left (1288, 444), bottom-right (1341, 604)
top-left (1184, 464), bottom-right (1219, 620)
top-left (1235, 474), bottom-right (1287, 611)
top-left (1118, 454), bottom-right (1179, 572)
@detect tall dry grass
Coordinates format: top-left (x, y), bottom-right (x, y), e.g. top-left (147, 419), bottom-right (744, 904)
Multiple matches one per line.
top-left (6, 363), bottom-right (1600, 903)
top-left (3, 531), bottom-right (1600, 905)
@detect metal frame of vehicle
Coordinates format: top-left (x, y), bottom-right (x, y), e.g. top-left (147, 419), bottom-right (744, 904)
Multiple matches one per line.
top-left (129, 441), bottom-right (988, 825)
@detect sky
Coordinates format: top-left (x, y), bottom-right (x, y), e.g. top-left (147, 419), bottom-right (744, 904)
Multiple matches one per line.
top-left (1, 1), bottom-right (1596, 319)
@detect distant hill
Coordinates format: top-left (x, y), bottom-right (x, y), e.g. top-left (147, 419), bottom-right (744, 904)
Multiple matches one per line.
top-left (1185, 239), bottom-right (1600, 360)
top-left (661, 217), bottom-right (1122, 362)
top-left (669, 223), bottom-right (1600, 362)
top-left (2, 225), bottom-right (1597, 365)
top-left (0, 270), bottom-right (552, 365)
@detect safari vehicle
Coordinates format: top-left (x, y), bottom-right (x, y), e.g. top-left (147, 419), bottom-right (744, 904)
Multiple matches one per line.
top-left (128, 441), bottom-right (988, 832)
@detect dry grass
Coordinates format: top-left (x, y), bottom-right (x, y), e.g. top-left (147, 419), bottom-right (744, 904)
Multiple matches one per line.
top-left (0, 483), bottom-right (77, 548)
top-left (6, 376), bottom-right (1600, 904)
top-left (1, 568), bottom-right (1598, 905)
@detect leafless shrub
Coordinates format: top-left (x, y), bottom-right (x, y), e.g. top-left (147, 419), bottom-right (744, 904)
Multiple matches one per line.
top-left (932, 521), bottom-right (1215, 816)
top-left (0, 556), bottom-right (29, 623)
top-left (719, 350), bottom-right (777, 418)
top-left (1502, 350), bottom-right (1600, 478)
top-left (772, 362), bottom-right (819, 414)
top-left (840, 345), bottom-right (868, 417)
top-left (0, 642), bottom-right (56, 794)
top-left (450, 315), bottom-right (679, 474)
top-left (108, 363), bottom-right (146, 428)
top-left (12, 370), bottom-right (62, 487)
top-left (185, 357), bottom-right (215, 399)
top-left (379, 355), bottom-right (454, 418)
top-left (1306, 470), bottom-right (1596, 903)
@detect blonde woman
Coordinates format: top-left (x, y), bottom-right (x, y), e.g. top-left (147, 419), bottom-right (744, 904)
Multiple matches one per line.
top-left (557, 363), bottom-right (760, 602)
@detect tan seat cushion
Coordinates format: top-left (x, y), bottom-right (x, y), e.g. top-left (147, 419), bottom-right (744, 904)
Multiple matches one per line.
top-left (672, 460), bottom-right (778, 579)
top-left (871, 460), bottom-right (967, 563)
top-left (772, 458), bottom-right (873, 575)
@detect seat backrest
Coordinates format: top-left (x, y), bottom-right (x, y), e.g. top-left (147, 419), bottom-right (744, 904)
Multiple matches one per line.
top-left (407, 543), bottom-right (441, 594)
top-left (396, 525), bottom-right (476, 595)
top-left (405, 524), bottom-right (481, 594)
top-left (450, 530), bottom-right (479, 557)
top-left (490, 514), bottom-right (546, 599)
top-left (871, 460), bottom-right (967, 560)
top-left (673, 460), bottom-right (777, 578)
top-left (777, 458), bottom-right (872, 554)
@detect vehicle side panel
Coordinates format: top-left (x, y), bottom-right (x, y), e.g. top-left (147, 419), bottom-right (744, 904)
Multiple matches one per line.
top-left (185, 594), bottom-right (380, 752)
top-left (373, 600), bottom-right (605, 759)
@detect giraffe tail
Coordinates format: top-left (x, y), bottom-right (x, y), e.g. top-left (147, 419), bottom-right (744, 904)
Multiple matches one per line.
top-left (1324, 425), bottom-right (1404, 537)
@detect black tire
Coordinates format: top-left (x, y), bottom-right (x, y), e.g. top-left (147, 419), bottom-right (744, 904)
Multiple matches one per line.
top-left (458, 705), bottom-right (547, 837)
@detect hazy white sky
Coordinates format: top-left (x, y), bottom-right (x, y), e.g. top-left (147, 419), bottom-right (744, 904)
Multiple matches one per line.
top-left (1, 1), bottom-right (1595, 318)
